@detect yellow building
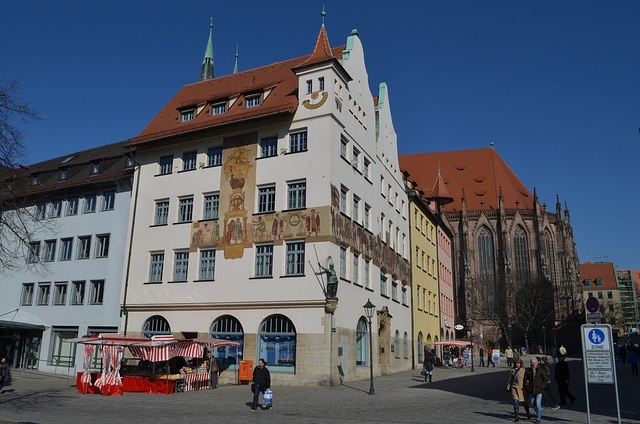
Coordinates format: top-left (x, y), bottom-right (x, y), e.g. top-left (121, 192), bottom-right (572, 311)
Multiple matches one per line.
top-left (407, 182), bottom-right (440, 367)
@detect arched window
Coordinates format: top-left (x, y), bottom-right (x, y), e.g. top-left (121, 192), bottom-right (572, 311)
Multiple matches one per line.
top-left (209, 315), bottom-right (244, 367)
top-left (258, 315), bottom-right (296, 373)
top-left (417, 332), bottom-right (424, 363)
top-left (478, 226), bottom-right (496, 310)
top-left (513, 226), bottom-right (529, 274)
top-left (403, 332), bottom-right (408, 359)
top-left (356, 317), bottom-right (368, 366)
top-left (394, 331), bottom-right (400, 359)
top-left (141, 315), bottom-right (170, 338)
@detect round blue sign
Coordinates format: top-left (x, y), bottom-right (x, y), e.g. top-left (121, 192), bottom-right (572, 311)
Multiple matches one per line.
top-left (588, 329), bottom-right (605, 345)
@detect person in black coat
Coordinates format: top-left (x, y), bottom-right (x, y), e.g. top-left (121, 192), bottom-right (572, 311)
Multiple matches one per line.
top-left (0, 357), bottom-right (9, 394)
top-left (423, 347), bottom-right (434, 382)
top-left (555, 355), bottom-right (576, 405)
top-left (479, 346), bottom-right (485, 367)
top-left (251, 358), bottom-right (271, 410)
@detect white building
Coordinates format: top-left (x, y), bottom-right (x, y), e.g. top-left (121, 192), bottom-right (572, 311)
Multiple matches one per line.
top-left (0, 142), bottom-right (134, 375)
top-left (122, 24), bottom-right (411, 385)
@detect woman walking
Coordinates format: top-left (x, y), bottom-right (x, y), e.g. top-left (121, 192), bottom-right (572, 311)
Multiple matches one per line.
top-left (506, 357), bottom-right (531, 422)
top-left (423, 346), bottom-right (434, 382)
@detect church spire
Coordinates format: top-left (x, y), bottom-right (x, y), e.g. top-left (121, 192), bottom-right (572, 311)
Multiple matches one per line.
top-left (297, 8), bottom-right (334, 68)
top-left (199, 17), bottom-right (215, 82)
top-left (233, 44), bottom-right (239, 74)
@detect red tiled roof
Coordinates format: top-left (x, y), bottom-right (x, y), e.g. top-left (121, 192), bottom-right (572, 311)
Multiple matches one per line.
top-left (399, 148), bottom-right (534, 211)
top-left (297, 25), bottom-right (333, 67)
top-left (424, 171), bottom-right (453, 205)
top-left (129, 45), bottom-right (345, 145)
top-left (580, 262), bottom-right (618, 289)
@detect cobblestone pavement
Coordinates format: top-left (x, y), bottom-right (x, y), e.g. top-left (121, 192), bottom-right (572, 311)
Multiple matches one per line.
top-left (0, 357), bottom-right (638, 424)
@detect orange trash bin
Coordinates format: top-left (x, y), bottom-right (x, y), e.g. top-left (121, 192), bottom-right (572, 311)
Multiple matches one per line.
top-left (239, 360), bottom-right (253, 383)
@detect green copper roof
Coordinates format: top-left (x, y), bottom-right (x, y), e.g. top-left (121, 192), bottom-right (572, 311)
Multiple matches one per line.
top-left (199, 18), bottom-right (215, 81)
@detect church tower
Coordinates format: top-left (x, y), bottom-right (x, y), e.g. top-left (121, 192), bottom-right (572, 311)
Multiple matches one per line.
top-left (199, 18), bottom-right (215, 81)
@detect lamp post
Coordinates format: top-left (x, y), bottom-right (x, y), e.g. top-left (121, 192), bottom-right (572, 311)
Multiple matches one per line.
top-left (467, 317), bottom-right (475, 372)
top-left (364, 299), bottom-right (376, 395)
top-left (541, 326), bottom-right (547, 355)
top-left (552, 327), bottom-right (557, 351)
top-left (508, 324), bottom-right (513, 347)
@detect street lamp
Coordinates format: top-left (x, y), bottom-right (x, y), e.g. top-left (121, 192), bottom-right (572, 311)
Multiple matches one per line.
top-left (467, 317), bottom-right (475, 372)
top-left (552, 327), bottom-right (557, 351)
top-left (508, 324), bottom-right (513, 347)
top-left (541, 326), bottom-right (547, 355)
top-left (363, 299), bottom-right (376, 395)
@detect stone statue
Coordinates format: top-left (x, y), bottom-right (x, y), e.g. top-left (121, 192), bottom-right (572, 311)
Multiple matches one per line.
top-left (318, 262), bottom-right (338, 299)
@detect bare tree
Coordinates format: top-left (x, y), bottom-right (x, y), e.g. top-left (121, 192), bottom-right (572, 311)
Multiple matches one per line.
top-left (512, 280), bottom-right (556, 353)
top-left (0, 74), bottom-right (48, 274)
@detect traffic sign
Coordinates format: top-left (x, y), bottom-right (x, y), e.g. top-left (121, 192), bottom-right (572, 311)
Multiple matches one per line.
top-left (586, 297), bottom-right (599, 313)
top-left (587, 313), bottom-right (601, 324)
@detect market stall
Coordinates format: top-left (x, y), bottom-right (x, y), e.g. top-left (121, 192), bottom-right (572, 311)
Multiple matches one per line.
top-left (66, 334), bottom-right (240, 396)
top-left (434, 341), bottom-right (473, 368)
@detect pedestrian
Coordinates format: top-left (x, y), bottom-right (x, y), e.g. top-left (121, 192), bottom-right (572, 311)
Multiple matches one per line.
top-left (505, 345), bottom-right (514, 368)
top-left (539, 356), bottom-right (560, 409)
top-left (506, 357), bottom-right (531, 422)
top-left (423, 346), bottom-right (434, 383)
top-left (618, 345), bottom-right (627, 364)
top-left (524, 356), bottom-right (549, 424)
top-left (487, 345), bottom-right (495, 367)
top-left (479, 346), bottom-right (485, 367)
top-left (207, 351), bottom-right (219, 389)
top-left (551, 346), bottom-right (557, 364)
top-left (558, 344), bottom-right (567, 356)
top-left (250, 358), bottom-right (271, 411)
top-left (555, 355), bottom-right (576, 405)
top-left (0, 357), bottom-right (9, 394)
top-left (629, 346), bottom-right (638, 376)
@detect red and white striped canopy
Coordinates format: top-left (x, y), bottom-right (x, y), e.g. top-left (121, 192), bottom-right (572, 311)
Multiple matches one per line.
top-left (434, 341), bottom-right (473, 347)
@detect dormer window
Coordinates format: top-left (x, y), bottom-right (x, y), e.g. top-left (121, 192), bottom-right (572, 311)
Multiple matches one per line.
top-left (91, 162), bottom-right (100, 174)
top-left (181, 109), bottom-right (195, 122)
top-left (126, 156), bottom-right (135, 168)
top-left (60, 168), bottom-right (68, 181)
top-left (245, 94), bottom-right (261, 108)
top-left (32, 175), bottom-right (38, 185)
top-left (211, 101), bottom-right (227, 116)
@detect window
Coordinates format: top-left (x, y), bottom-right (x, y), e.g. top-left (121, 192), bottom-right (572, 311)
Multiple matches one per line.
top-left (607, 291), bottom-right (613, 299)
top-left (245, 94), bottom-right (261, 108)
top-left (287, 181), bottom-right (306, 210)
top-left (255, 244), bottom-right (273, 277)
top-left (84, 194), bottom-right (96, 213)
top-left (392, 281), bottom-right (398, 301)
top-left (339, 246), bottom-right (347, 279)
top-left (36, 203), bottom-right (46, 220)
top-left (50, 200), bottom-right (62, 218)
top-left (318, 77), bottom-right (325, 92)
top-left (403, 332), bottom-right (409, 358)
top-left (159, 155), bottom-right (173, 175)
top-left (340, 186), bottom-right (348, 214)
top-left (363, 159), bottom-right (370, 179)
top-left (364, 259), bottom-right (370, 288)
top-left (209, 315), bottom-right (244, 366)
top-left (44, 240), bottom-right (57, 262)
top-left (289, 130), bottom-right (307, 153)
top-left (50, 328), bottom-right (78, 367)
top-left (126, 156), bottom-right (135, 167)
top-left (380, 176), bottom-right (385, 197)
top-left (37, 283), bottom-right (50, 305)
top-left (28, 242), bottom-right (40, 263)
top-left (380, 272), bottom-right (388, 296)
top-left (597, 291), bottom-right (603, 299)
top-left (285, 241), bottom-right (305, 276)
top-left (155, 200), bottom-right (169, 225)
top-left (478, 226), bottom-right (496, 307)
top-left (102, 191), bottom-right (115, 211)
top-left (402, 285), bottom-right (407, 305)
top-left (394, 331), bottom-right (400, 359)
top-left (353, 195), bottom-right (360, 223)
top-left (211, 102), bottom-right (226, 116)
top-left (142, 315), bottom-right (171, 338)
top-left (203, 193), bottom-right (220, 220)
top-left (340, 137), bottom-right (348, 159)
top-left (96, 234), bottom-right (110, 258)
top-left (60, 238), bottom-right (73, 261)
top-left (364, 204), bottom-right (370, 230)
top-left (54, 283), bottom-right (67, 305)
top-left (260, 136), bottom-right (277, 158)
top-left (356, 318), bottom-right (368, 366)
top-left (352, 148), bottom-right (360, 169)
top-left (59, 168), bottom-right (68, 181)
top-left (513, 226), bottom-right (529, 274)
top-left (181, 109), bottom-right (195, 122)
top-left (306, 80), bottom-right (313, 94)
top-left (77, 236), bottom-right (91, 259)
top-left (588, 292), bottom-right (593, 298)
top-left (418, 333), bottom-right (424, 363)
top-left (584, 279), bottom-right (591, 287)
top-left (182, 151), bottom-right (197, 171)
top-left (595, 279), bottom-right (602, 287)
top-left (207, 147), bottom-right (222, 166)
top-left (20, 283), bottom-right (34, 306)
top-left (149, 253), bottom-right (164, 282)
top-left (178, 197), bottom-right (194, 222)
top-left (352, 253), bottom-right (359, 284)
top-left (67, 197), bottom-right (79, 215)
top-left (71, 281), bottom-right (85, 305)
top-left (199, 249), bottom-right (216, 280)
top-left (32, 175), bottom-right (38, 185)
top-left (258, 185), bottom-right (275, 213)
top-left (173, 251), bottom-right (189, 281)
top-left (91, 162), bottom-right (100, 174)
top-left (257, 315), bottom-right (296, 372)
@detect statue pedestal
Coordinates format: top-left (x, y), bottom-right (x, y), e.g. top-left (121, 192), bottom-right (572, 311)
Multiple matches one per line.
top-left (324, 299), bottom-right (338, 314)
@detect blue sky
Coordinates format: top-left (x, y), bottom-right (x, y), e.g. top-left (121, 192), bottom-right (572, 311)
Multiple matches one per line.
top-left (3, 1), bottom-right (639, 269)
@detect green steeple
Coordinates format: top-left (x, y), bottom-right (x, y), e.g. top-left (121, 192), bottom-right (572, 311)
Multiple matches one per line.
top-left (233, 44), bottom-right (239, 74)
top-left (199, 17), bottom-right (215, 81)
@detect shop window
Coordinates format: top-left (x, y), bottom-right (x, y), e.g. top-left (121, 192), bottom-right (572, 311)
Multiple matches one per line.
top-left (257, 315), bottom-right (296, 373)
top-left (209, 315), bottom-right (244, 368)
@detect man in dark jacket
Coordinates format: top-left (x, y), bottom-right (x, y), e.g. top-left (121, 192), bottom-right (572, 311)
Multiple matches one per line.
top-left (524, 357), bottom-right (549, 424)
top-left (479, 346), bottom-right (485, 367)
top-left (251, 358), bottom-right (271, 411)
top-left (555, 355), bottom-right (576, 405)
